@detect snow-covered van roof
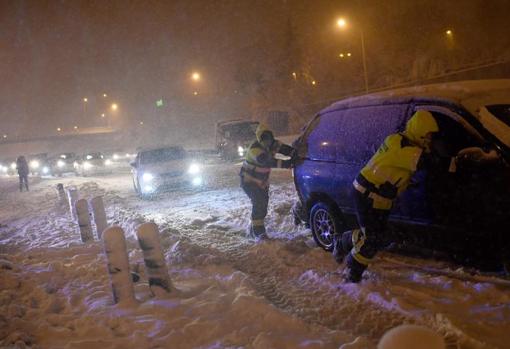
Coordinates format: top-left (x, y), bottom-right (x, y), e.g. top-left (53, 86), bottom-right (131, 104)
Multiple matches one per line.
top-left (323, 80), bottom-right (510, 114)
top-left (321, 79), bottom-right (510, 148)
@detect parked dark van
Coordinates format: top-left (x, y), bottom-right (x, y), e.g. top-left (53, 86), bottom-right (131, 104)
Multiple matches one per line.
top-left (293, 80), bottom-right (510, 267)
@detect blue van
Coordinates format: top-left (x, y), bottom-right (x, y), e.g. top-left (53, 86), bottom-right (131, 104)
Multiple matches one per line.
top-left (292, 80), bottom-right (510, 267)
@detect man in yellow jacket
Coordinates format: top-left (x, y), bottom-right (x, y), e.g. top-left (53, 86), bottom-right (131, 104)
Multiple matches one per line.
top-left (333, 110), bottom-right (490, 282)
top-left (240, 124), bottom-right (296, 239)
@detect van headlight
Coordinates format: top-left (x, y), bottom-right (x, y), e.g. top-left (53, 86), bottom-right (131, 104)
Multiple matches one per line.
top-left (104, 159), bottom-right (113, 166)
top-left (57, 160), bottom-right (65, 168)
top-left (30, 160), bottom-right (40, 169)
top-left (238, 146), bottom-right (244, 157)
top-left (142, 172), bottom-right (154, 182)
top-left (188, 163), bottom-right (201, 175)
top-left (10, 162), bottom-right (16, 170)
top-left (83, 161), bottom-right (93, 170)
top-left (42, 166), bottom-right (49, 174)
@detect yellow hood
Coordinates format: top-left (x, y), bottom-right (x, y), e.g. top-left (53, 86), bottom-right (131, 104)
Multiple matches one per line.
top-left (404, 110), bottom-right (439, 147)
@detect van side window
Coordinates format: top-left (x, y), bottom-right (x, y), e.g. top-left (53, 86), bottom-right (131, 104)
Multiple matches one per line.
top-left (429, 111), bottom-right (482, 156)
top-left (337, 105), bottom-right (408, 164)
top-left (302, 112), bottom-right (342, 161)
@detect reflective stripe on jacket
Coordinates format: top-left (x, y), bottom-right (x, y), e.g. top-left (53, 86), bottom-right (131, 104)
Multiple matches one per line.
top-left (359, 133), bottom-right (422, 198)
top-left (240, 140), bottom-right (294, 188)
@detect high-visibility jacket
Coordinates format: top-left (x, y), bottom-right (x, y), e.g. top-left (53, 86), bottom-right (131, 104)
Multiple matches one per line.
top-left (356, 133), bottom-right (456, 210)
top-left (240, 140), bottom-right (294, 188)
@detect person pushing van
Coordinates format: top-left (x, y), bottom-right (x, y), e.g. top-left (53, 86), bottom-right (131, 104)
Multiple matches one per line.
top-left (332, 110), bottom-right (491, 283)
top-left (240, 124), bottom-right (296, 239)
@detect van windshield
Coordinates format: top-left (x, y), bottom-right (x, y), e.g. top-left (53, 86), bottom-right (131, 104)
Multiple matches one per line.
top-left (140, 147), bottom-right (186, 164)
top-left (486, 105), bottom-right (510, 127)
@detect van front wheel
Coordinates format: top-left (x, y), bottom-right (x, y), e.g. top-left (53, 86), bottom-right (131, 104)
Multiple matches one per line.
top-left (309, 202), bottom-right (343, 252)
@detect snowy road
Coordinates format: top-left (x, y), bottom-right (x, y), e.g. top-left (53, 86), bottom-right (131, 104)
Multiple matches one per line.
top-left (1, 159), bottom-right (509, 348)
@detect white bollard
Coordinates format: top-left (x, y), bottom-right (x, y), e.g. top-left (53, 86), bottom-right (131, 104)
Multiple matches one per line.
top-left (378, 325), bottom-right (445, 349)
top-left (56, 183), bottom-right (66, 202)
top-left (89, 196), bottom-right (108, 239)
top-left (103, 227), bottom-right (136, 304)
top-left (137, 223), bottom-right (173, 293)
top-left (75, 199), bottom-right (94, 243)
top-left (66, 187), bottom-right (79, 220)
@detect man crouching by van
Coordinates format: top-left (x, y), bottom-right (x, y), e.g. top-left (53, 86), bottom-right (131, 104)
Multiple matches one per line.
top-left (332, 110), bottom-right (491, 283)
top-left (240, 124), bottom-right (296, 240)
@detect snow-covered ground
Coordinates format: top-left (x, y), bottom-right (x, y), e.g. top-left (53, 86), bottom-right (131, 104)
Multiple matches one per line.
top-left (1, 158), bottom-right (509, 349)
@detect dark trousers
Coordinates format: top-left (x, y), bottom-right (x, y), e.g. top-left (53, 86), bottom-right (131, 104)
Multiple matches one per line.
top-left (241, 181), bottom-right (269, 236)
top-left (19, 174), bottom-right (29, 192)
top-left (344, 189), bottom-right (390, 276)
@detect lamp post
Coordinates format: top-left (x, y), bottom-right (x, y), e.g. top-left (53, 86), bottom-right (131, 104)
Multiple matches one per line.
top-left (336, 17), bottom-right (369, 93)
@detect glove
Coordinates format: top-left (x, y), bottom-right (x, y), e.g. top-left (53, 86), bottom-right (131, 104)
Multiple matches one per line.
top-left (456, 147), bottom-right (499, 165)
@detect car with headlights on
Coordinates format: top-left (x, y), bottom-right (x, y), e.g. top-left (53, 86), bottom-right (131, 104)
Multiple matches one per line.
top-left (74, 152), bottom-right (113, 176)
top-left (130, 146), bottom-right (205, 198)
top-left (49, 153), bottom-right (77, 176)
top-left (28, 153), bottom-right (51, 176)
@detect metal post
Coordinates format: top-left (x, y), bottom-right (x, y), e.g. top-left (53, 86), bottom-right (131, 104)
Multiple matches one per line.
top-left (360, 29), bottom-right (369, 93)
top-left (89, 196), bottom-right (108, 239)
top-left (103, 227), bottom-right (136, 304)
top-left (137, 222), bottom-right (173, 294)
top-left (75, 199), bottom-right (94, 243)
top-left (66, 187), bottom-right (79, 220)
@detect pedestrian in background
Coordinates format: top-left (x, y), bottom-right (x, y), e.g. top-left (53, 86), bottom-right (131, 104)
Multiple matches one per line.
top-left (16, 156), bottom-right (29, 192)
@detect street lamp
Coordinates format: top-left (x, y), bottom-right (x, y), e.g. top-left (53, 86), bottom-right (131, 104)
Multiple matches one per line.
top-left (336, 17), bottom-right (369, 93)
top-left (57, 127), bottom-right (61, 132)
top-left (337, 18), bottom-right (347, 28)
top-left (446, 29), bottom-right (453, 36)
top-left (111, 103), bottom-right (118, 111)
top-left (191, 72), bottom-right (201, 81)
top-left (103, 93), bottom-right (108, 98)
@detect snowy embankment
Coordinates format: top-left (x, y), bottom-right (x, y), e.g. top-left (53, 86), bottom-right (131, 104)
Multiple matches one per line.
top-left (1, 160), bottom-right (509, 349)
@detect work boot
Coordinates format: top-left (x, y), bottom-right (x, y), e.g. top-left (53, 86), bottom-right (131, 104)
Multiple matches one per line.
top-left (332, 234), bottom-right (346, 264)
top-left (344, 254), bottom-right (366, 283)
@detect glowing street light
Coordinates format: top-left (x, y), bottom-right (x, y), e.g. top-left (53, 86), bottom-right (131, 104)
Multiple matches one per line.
top-left (191, 72), bottom-right (201, 81)
top-left (335, 17), bottom-right (368, 93)
top-left (311, 80), bottom-right (317, 86)
top-left (57, 127), bottom-right (61, 132)
top-left (139, 121), bottom-right (144, 125)
top-left (193, 91), bottom-right (199, 96)
top-left (103, 93), bottom-right (108, 97)
top-left (74, 126), bottom-right (78, 130)
top-left (446, 29), bottom-right (453, 36)
top-left (111, 103), bottom-right (118, 111)
top-left (292, 72), bottom-right (297, 80)
top-left (83, 97), bottom-right (88, 102)
top-left (101, 113), bottom-right (105, 118)
top-left (2, 134), bottom-right (6, 139)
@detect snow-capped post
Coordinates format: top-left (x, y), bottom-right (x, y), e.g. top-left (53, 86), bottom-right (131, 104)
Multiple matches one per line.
top-left (137, 222), bottom-right (173, 293)
top-left (103, 226), bottom-right (136, 304)
top-left (75, 199), bottom-right (94, 243)
top-left (89, 196), bottom-right (107, 239)
top-left (56, 183), bottom-right (66, 202)
top-left (66, 186), bottom-right (79, 220)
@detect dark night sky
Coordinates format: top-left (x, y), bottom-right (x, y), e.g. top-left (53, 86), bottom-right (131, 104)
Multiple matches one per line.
top-left (1, 0), bottom-right (509, 140)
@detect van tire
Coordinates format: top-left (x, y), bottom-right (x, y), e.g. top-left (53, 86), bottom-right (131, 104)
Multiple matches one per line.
top-left (309, 202), bottom-right (343, 252)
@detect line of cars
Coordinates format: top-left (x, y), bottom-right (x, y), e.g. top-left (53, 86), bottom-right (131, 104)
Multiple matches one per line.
top-left (0, 151), bottom-right (136, 178)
